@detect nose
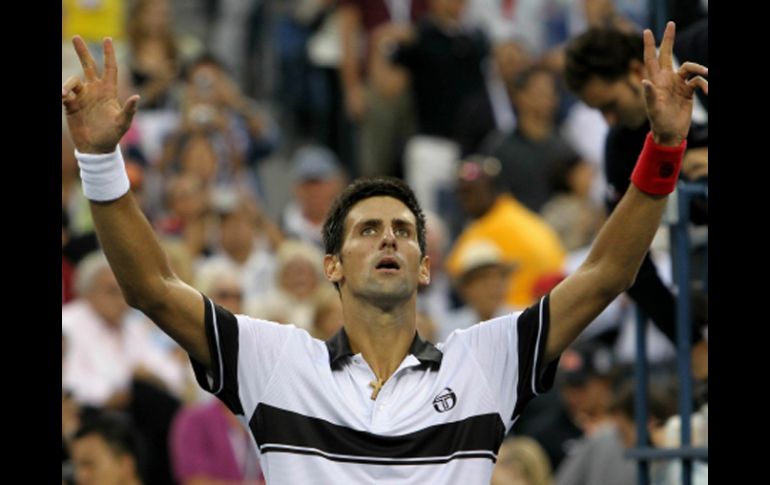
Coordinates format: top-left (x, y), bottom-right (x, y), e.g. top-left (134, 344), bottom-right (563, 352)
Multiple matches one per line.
top-left (379, 227), bottom-right (397, 250)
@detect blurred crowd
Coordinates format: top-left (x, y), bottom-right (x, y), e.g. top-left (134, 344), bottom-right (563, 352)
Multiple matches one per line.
top-left (61, 0), bottom-right (708, 483)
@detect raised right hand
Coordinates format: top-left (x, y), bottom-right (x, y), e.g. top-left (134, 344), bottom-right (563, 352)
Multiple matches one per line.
top-left (61, 36), bottom-right (140, 154)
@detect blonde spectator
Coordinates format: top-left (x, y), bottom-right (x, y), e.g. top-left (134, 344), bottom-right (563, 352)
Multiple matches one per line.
top-left (247, 239), bottom-right (335, 329)
top-left (493, 436), bottom-right (553, 485)
top-left (312, 292), bottom-right (345, 340)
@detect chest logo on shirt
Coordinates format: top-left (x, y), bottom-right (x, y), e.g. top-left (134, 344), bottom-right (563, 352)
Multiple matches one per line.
top-left (432, 387), bottom-right (457, 413)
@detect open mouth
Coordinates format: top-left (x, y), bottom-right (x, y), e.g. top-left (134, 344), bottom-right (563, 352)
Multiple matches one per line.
top-left (375, 257), bottom-right (401, 272)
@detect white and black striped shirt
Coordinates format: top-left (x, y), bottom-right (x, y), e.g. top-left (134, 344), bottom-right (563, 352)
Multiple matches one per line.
top-left (190, 294), bottom-right (558, 484)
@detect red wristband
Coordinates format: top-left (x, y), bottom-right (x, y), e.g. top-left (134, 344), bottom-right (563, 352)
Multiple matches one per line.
top-left (630, 132), bottom-right (687, 195)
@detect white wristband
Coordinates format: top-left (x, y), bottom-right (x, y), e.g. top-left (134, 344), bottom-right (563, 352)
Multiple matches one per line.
top-left (75, 147), bottom-right (131, 202)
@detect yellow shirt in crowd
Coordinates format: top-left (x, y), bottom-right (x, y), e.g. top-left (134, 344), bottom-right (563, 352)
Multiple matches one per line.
top-left (63, 0), bottom-right (125, 41)
top-left (447, 194), bottom-right (567, 308)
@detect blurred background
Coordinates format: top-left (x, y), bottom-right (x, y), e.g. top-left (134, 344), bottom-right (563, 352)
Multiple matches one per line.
top-left (61, 1), bottom-right (708, 483)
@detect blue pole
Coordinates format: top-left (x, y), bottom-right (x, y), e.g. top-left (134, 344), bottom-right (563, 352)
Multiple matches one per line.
top-left (635, 308), bottom-right (650, 485)
top-left (649, 0), bottom-right (668, 38)
top-left (675, 183), bottom-right (695, 485)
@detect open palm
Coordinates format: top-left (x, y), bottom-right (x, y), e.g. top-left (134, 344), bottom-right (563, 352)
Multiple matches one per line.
top-left (642, 22), bottom-right (708, 146)
top-left (61, 36), bottom-right (139, 154)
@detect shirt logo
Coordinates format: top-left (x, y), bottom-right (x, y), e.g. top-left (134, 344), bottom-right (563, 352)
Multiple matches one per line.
top-left (432, 387), bottom-right (457, 413)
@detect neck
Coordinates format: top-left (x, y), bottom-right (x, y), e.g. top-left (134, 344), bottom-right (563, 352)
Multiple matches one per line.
top-left (341, 295), bottom-right (417, 383)
top-left (517, 114), bottom-right (552, 141)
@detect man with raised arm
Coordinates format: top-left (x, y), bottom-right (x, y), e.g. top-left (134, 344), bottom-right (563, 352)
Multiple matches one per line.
top-left (62, 22), bottom-right (706, 484)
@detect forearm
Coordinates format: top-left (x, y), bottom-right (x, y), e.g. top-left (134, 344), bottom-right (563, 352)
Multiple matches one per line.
top-left (581, 184), bottom-right (668, 293)
top-left (91, 190), bottom-right (210, 365)
top-left (547, 134), bottom-right (685, 361)
top-left (546, 186), bottom-right (668, 361)
top-left (90, 193), bottom-right (176, 308)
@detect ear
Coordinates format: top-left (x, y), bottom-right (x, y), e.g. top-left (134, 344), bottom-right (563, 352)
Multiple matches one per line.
top-left (324, 254), bottom-right (343, 284)
top-left (418, 255), bottom-right (431, 286)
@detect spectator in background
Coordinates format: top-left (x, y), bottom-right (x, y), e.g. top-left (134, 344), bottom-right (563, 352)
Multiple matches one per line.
top-left (281, 144), bottom-right (347, 248)
top-left (610, 380), bottom-right (707, 485)
top-left (463, 0), bottom-right (550, 56)
top-left (195, 260), bottom-right (246, 315)
top-left (492, 436), bottom-right (554, 485)
top-left (540, 152), bottom-right (605, 252)
top-left (62, 210), bottom-right (76, 304)
top-left (554, 343), bottom-right (636, 485)
top-left (246, 239), bottom-right (335, 330)
top-left (384, 0), bottom-right (491, 210)
top-left (416, 210), bottom-right (454, 335)
top-left (170, 399), bottom-right (264, 484)
top-left (62, 253), bottom-right (184, 485)
top-left (482, 65), bottom-right (576, 213)
top-left (71, 413), bottom-right (145, 485)
top-left (155, 172), bottom-right (215, 261)
top-left (158, 53), bottom-right (279, 198)
top-left (311, 290), bottom-right (345, 340)
top-left (455, 38), bottom-right (532, 157)
top-left (62, 252), bottom-right (186, 409)
top-left (442, 239), bottom-right (517, 341)
top-left (446, 156), bottom-right (566, 308)
top-left (338, 0), bottom-right (428, 177)
top-left (564, 24), bottom-right (708, 351)
top-left (196, 191), bottom-right (282, 306)
top-left (62, 332), bottom-right (80, 484)
top-left (126, 0), bottom-right (181, 111)
top-left (387, 0), bottom-right (489, 141)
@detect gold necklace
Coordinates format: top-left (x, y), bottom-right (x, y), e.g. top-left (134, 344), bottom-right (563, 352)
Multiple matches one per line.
top-left (369, 377), bottom-right (385, 400)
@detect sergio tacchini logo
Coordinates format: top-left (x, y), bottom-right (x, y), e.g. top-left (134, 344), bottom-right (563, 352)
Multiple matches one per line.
top-left (432, 387), bottom-right (457, 412)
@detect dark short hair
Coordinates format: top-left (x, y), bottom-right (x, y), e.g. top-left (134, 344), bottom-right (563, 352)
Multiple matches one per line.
top-left (322, 177), bottom-right (426, 258)
top-left (546, 151), bottom-right (583, 194)
top-left (564, 27), bottom-right (644, 93)
top-left (74, 412), bottom-right (145, 479)
top-left (610, 379), bottom-right (678, 424)
top-left (511, 64), bottom-right (557, 93)
top-left (182, 52), bottom-right (230, 82)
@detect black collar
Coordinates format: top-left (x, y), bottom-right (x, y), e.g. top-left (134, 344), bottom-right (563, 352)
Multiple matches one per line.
top-left (325, 328), bottom-right (443, 370)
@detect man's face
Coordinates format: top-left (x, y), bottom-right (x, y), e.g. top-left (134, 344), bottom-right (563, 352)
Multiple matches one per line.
top-left (220, 209), bottom-right (256, 257)
top-left (514, 72), bottom-right (558, 120)
top-left (580, 74), bottom-right (648, 128)
top-left (459, 266), bottom-right (510, 319)
top-left (329, 197), bottom-right (429, 307)
top-left (295, 178), bottom-right (344, 224)
top-left (72, 434), bottom-right (134, 485)
top-left (456, 176), bottom-right (496, 219)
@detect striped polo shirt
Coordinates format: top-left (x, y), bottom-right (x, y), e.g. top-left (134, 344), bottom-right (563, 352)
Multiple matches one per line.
top-left (189, 294), bottom-right (558, 484)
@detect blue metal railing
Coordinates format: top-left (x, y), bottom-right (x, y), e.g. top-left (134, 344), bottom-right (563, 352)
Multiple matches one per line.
top-left (630, 181), bottom-right (708, 485)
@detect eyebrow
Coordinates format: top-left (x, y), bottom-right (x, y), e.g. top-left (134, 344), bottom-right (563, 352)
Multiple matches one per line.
top-left (353, 218), bottom-right (415, 230)
top-left (392, 218), bottom-right (415, 229)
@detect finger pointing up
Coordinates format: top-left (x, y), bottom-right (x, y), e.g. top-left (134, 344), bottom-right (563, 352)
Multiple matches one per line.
top-left (72, 36), bottom-right (99, 81)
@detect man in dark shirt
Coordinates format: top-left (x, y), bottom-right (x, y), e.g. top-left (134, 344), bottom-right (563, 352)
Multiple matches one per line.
top-left (564, 24), bottom-right (708, 346)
